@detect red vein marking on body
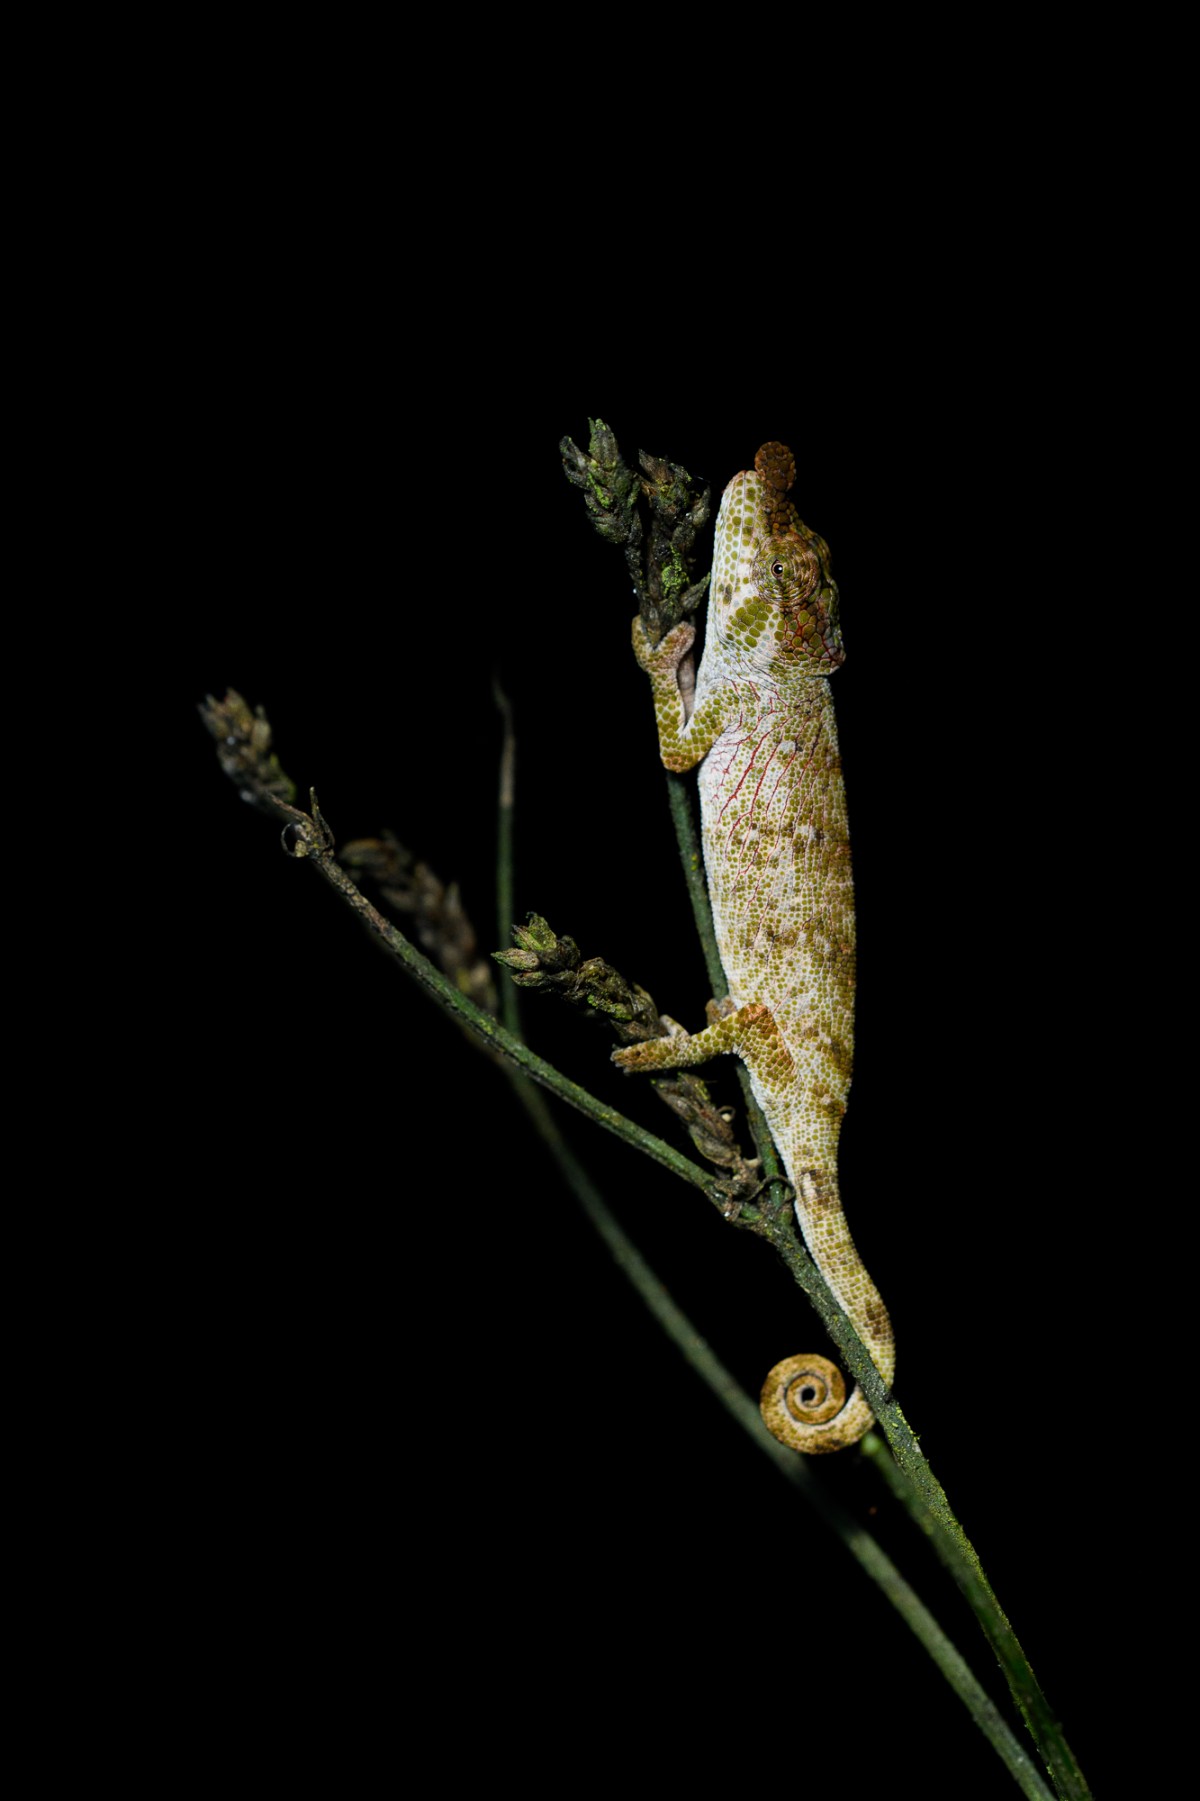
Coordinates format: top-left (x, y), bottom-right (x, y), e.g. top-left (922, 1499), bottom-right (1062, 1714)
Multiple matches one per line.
top-left (764, 719), bottom-right (824, 846)
top-left (788, 784), bottom-right (814, 866)
top-left (794, 722), bottom-right (824, 809)
top-left (747, 737), bottom-right (781, 827)
top-left (745, 725), bottom-right (825, 944)
top-left (717, 734), bottom-right (754, 780)
top-left (765, 740), bottom-right (801, 811)
top-left (722, 809), bottom-right (748, 850)
top-left (731, 704), bottom-right (813, 924)
top-left (737, 758), bottom-right (799, 918)
top-left (747, 836), bottom-right (799, 952)
top-left (735, 807), bottom-right (771, 883)
top-left (747, 899), bottom-right (770, 957)
top-left (733, 753), bottom-right (784, 890)
top-left (718, 729), bottom-right (773, 820)
top-left (785, 803), bottom-right (806, 866)
top-left (744, 850), bottom-right (779, 945)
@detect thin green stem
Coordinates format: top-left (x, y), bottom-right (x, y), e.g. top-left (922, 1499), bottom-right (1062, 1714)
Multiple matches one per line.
top-left (219, 718), bottom-right (1086, 1798)
top-left (491, 750), bottom-right (1050, 1797)
top-left (506, 1069), bottom-right (1052, 1801)
top-left (746, 1135), bottom-right (1088, 1799)
top-left (492, 680), bottom-right (521, 1043)
top-left (664, 771), bottom-right (789, 1196)
top-left (282, 802), bottom-right (719, 1201)
top-left (665, 770), bottom-right (723, 990)
top-left (658, 772), bottom-right (1090, 1801)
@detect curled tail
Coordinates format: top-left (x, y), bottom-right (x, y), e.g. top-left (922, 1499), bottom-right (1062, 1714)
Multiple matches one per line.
top-left (759, 1167), bottom-right (894, 1454)
top-left (760, 1352), bottom-right (877, 1454)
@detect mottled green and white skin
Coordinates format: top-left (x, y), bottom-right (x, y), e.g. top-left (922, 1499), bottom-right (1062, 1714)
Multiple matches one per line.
top-left (614, 442), bottom-right (894, 1453)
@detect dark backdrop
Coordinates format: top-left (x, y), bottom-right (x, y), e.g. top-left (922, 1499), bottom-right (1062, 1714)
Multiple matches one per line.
top-left (161, 325), bottom-right (1117, 1794)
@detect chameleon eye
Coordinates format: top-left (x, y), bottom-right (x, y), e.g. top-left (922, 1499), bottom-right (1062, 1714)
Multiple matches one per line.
top-left (771, 560), bottom-right (786, 578)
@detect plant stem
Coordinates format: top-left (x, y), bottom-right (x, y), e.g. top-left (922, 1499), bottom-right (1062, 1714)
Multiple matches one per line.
top-left (279, 795), bottom-right (723, 1203)
top-left (659, 771), bottom-right (1090, 1801)
top-left (506, 1069), bottom-right (1052, 1801)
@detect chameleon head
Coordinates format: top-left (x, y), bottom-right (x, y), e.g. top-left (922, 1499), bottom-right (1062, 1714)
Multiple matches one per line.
top-left (709, 442), bottom-right (844, 678)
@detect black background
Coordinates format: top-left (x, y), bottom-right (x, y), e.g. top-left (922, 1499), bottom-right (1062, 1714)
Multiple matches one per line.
top-left (143, 216), bottom-right (1133, 1793)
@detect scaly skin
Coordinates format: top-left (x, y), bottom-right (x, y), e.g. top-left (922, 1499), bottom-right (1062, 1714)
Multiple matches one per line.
top-left (613, 443), bottom-right (894, 1453)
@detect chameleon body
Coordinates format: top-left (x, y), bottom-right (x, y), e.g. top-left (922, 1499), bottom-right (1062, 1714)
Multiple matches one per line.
top-left (613, 443), bottom-right (893, 1453)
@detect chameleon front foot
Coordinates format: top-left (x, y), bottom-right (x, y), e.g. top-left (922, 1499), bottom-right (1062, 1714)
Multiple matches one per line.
top-left (611, 1002), bottom-right (777, 1074)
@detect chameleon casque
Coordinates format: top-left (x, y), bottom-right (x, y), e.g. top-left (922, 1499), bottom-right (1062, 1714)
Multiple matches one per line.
top-left (613, 442), bottom-right (894, 1453)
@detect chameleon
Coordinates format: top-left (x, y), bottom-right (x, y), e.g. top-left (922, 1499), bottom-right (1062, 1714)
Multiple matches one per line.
top-left (612, 441), bottom-right (894, 1453)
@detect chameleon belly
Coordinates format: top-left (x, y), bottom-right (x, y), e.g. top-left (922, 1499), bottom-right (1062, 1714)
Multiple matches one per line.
top-left (616, 442), bottom-right (893, 1453)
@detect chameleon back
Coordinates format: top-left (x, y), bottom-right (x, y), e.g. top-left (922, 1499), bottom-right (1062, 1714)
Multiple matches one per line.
top-left (618, 443), bottom-right (894, 1451)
